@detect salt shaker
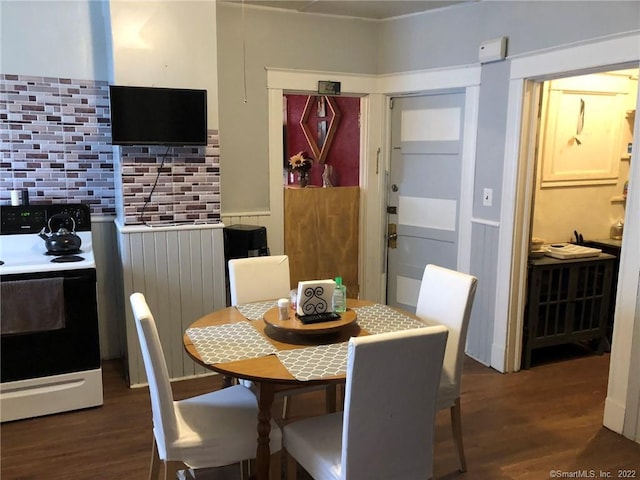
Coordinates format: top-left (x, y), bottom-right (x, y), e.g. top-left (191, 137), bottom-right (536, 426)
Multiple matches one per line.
top-left (278, 298), bottom-right (290, 320)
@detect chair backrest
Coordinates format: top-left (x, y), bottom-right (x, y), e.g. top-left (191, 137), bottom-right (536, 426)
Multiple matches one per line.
top-left (341, 325), bottom-right (448, 480)
top-left (228, 255), bottom-right (291, 305)
top-left (415, 264), bottom-right (478, 397)
top-left (129, 293), bottom-right (179, 451)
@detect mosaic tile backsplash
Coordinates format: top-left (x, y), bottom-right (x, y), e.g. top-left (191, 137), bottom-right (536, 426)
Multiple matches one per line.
top-left (1, 74), bottom-right (115, 214)
top-left (1, 73), bottom-right (221, 225)
top-left (119, 135), bottom-right (221, 225)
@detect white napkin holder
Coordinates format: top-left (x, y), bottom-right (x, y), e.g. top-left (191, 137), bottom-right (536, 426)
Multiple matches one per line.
top-left (296, 280), bottom-right (336, 316)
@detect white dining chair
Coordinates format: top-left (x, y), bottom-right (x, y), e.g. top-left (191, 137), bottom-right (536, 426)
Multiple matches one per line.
top-left (228, 254), bottom-right (336, 420)
top-left (415, 264), bottom-right (478, 473)
top-left (283, 325), bottom-right (448, 480)
top-left (129, 292), bottom-right (282, 480)
top-left (229, 255), bottom-right (293, 306)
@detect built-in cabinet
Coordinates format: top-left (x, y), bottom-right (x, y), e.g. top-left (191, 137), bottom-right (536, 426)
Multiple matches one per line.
top-left (523, 254), bottom-right (614, 369)
top-left (284, 186), bottom-right (359, 299)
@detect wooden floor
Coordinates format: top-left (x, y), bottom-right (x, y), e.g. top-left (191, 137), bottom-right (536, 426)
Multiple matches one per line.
top-left (2, 346), bottom-right (639, 479)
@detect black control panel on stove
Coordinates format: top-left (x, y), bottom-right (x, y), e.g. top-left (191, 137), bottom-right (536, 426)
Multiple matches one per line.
top-left (1, 204), bottom-right (92, 234)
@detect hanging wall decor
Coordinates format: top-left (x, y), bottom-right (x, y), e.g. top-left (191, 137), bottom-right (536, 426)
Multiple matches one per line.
top-left (299, 95), bottom-right (341, 164)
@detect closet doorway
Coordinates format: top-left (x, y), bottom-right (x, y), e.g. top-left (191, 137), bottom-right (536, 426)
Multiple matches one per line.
top-left (519, 67), bottom-right (638, 370)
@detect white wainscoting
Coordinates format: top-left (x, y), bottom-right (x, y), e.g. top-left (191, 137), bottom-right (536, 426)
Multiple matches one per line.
top-left (115, 221), bottom-right (226, 386)
top-left (466, 220), bottom-right (500, 367)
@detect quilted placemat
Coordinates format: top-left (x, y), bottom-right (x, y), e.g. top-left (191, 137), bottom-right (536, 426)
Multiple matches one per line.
top-left (353, 304), bottom-right (427, 334)
top-left (276, 343), bottom-right (349, 381)
top-left (186, 321), bottom-right (277, 365)
top-left (235, 300), bottom-right (278, 321)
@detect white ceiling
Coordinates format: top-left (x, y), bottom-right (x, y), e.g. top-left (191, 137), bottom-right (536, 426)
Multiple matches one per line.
top-left (219, 0), bottom-right (475, 20)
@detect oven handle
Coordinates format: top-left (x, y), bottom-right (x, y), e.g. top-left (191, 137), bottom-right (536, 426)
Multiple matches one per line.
top-left (0, 268), bottom-right (96, 284)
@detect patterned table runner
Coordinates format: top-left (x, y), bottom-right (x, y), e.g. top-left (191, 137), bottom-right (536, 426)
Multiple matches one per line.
top-left (236, 300), bottom-right (277, 321)
top-left (186, 321), bottom-right (277, 365)
top-left (188, 303), bottom-right (425, 378)
top-left (353, 304), bottom-right (427, 334)
top-left (276, 343), bottom-right (349, 381)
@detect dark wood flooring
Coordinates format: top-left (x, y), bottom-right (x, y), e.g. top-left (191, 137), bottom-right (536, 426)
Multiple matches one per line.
top-left (2, 346), bottom-right (639, 479)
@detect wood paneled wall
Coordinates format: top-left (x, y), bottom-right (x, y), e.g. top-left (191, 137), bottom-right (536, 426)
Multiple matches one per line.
top-left (116, 224), bottom-right (226, 386)
top-left (284, 186), bottom-right (359, 298)
top-left (466, 221), bottom-right (499, 367)
top-left (91, 218), bottom-right (123, 360)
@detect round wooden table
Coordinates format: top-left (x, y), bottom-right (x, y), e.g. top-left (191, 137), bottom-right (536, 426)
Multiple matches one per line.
top-left (263, 307), bottom-right (358, 335)
top-left (183, 298), bottom-right (375, 480)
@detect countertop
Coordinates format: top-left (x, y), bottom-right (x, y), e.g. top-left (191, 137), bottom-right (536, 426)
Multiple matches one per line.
top-left (529, 252), bottom-right (616, 266)
top-left (585, 238), bottom-right (622, 249)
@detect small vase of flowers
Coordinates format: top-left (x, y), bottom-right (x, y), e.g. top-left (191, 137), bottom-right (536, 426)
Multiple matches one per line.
top-left (288, 151), bottom-right (313, 187)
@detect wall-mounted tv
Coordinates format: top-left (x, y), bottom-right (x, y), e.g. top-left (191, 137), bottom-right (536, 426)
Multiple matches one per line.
top-left (109, 85), bottom-right (207, 146)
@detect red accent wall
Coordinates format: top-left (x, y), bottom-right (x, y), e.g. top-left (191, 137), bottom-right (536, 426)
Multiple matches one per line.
top-left (285, 94), bottom-right (360, 187)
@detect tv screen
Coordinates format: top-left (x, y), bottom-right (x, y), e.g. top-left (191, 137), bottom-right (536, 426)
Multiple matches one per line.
top-left (109, 85), bottom-right (207, 146)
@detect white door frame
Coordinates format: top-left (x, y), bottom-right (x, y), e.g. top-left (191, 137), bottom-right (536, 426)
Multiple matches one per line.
top-left (498, 32), bottom-right (640, 439)
top-left (265, 68), bottom-right (380, 302)
top-left (266, 65), bottom-right (480, 304)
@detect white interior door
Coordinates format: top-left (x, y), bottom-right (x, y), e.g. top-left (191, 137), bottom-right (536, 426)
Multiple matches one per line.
top-left (386, 92), bottom-right (465, 311)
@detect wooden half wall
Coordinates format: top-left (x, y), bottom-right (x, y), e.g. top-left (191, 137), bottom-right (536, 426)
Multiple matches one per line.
top-left (284, 186), bottom-right (359, 298)
top-left (116, 223), bottom-right (227, 386)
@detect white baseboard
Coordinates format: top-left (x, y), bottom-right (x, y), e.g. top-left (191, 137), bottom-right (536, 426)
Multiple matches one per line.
top-left (604, 396), bottom-right (626, 434)
top-left (491, 343), bottom-right (507, 373)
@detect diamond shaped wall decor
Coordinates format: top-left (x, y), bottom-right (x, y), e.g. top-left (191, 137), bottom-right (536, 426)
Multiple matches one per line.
top-left (300, 95), bottom-right (341, 164)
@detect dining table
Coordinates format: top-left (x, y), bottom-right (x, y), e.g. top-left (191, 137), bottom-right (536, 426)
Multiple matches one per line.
top-left (183, 297), bottom-right (432, 480)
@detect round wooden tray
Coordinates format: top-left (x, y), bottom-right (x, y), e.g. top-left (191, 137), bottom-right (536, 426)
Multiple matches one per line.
top-left (263, 306), bottom-right (357, 335)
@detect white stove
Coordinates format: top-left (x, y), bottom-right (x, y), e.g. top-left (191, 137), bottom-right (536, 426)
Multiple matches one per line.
top-left (0, 203), bottom-right (95, 273)
top-left (0, 231), bottom-right (95, 275)
top-left (0, 203), bottom-right (103, 422)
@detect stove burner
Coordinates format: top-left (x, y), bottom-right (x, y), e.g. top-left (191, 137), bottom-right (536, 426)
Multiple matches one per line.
top-left (51, 255), bottom-right (85, 263)
top-left (45, 250), bottom-right (82, 256)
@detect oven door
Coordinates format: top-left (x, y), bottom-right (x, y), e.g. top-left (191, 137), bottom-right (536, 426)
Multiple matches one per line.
top-left (1, 268), bottom-right (100, 383)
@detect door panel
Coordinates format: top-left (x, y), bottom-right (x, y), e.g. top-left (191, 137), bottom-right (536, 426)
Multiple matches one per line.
top-left (387, 92), bottom-right (465, 311)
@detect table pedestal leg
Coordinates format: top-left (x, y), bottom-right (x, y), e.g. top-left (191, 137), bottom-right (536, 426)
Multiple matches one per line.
top-left (326, 384), bottom-right (337, 413)
top-left (255, 383), bottom-right (275, 480)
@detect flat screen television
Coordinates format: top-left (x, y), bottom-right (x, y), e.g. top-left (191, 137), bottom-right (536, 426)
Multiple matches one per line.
top-left (109, 85), bottom-right (207, 146)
